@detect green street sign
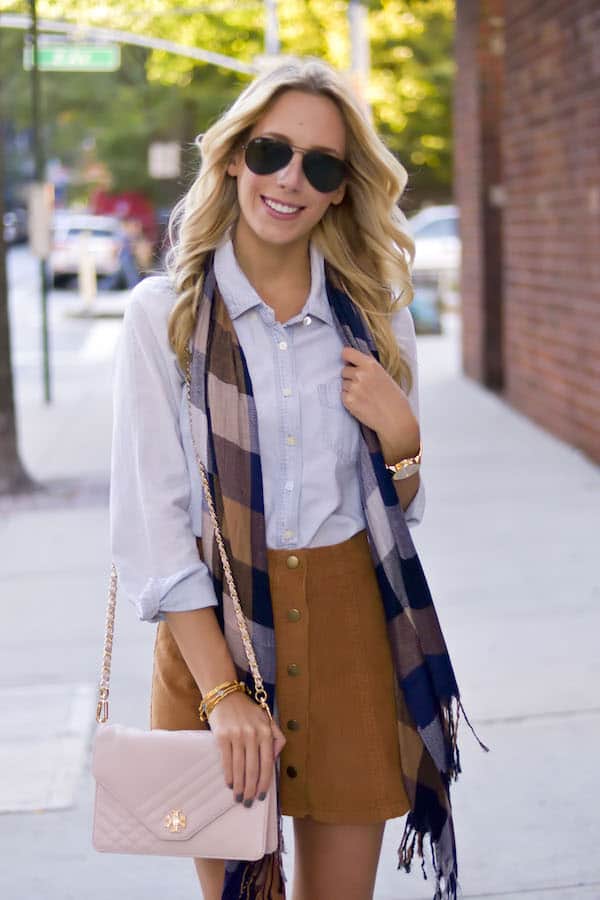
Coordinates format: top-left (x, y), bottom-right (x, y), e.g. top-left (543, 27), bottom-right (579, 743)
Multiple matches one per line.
top-left (23, 43), bottom-right (121, 72)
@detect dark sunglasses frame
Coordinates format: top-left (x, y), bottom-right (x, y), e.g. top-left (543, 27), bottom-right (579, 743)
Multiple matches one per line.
top-left (241, 136), bottom-right (348, 194)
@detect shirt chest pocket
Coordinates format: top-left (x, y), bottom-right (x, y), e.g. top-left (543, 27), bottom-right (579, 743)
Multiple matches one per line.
top-left (317, 377), bottom-right (360, 464)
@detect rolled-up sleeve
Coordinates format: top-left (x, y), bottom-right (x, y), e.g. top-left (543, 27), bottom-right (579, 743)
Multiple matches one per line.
top-left (391, 304), bottom-right (426, 527)
top-left (110, 279), bottom-right (218, 622)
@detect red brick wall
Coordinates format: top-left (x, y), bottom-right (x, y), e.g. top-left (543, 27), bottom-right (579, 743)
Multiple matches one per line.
top-left (502, 0), bottom-right (600, 460)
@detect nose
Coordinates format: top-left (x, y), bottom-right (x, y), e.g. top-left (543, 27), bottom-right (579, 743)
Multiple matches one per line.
top-left (276, 149), bottom-right (305, 191)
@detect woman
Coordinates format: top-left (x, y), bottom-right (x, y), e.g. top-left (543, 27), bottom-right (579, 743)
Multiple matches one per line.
top-left (111, 58), bottom-right (466, 900)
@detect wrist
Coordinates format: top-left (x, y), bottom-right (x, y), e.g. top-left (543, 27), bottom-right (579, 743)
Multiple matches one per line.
top-left (379, 423), bottom-right (421, 466)
top-left (199, 680), bottom-right (249, 722)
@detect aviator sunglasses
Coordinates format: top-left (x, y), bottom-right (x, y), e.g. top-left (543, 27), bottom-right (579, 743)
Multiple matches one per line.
top-left (242, 136), bottom-right (348, 194)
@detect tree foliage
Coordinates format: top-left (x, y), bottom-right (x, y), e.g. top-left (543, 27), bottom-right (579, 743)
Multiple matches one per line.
top-left (0, 0), bottom-right (455, 205)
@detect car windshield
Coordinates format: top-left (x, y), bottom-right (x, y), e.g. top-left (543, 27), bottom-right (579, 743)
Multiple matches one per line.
top-left (414, 218), bottom-right (458, 239)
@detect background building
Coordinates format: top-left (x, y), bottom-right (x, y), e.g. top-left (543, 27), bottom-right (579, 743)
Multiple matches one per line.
top-left (454, 0), bottom-right (600, 463)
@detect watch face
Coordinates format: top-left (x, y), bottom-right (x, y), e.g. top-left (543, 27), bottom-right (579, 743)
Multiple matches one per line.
top-left (392, 462), bottom-right (420, 481)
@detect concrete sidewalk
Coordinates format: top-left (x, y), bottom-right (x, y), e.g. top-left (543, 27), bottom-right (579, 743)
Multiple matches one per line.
top-left (0, 310), bottom-right (598, 900)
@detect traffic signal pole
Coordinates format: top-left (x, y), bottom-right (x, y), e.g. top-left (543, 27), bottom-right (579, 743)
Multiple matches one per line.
top-left (348, 0), bottom-right (371, 114)
top-left (28, 0), bottom-right (51, 404)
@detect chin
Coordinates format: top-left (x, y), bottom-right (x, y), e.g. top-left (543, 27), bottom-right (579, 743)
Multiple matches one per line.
top-left (253, 219), bottom-right (311, 248)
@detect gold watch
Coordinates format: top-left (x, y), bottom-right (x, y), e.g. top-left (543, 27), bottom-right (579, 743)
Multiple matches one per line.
top-left (385, 441), bottom-right (422, 481)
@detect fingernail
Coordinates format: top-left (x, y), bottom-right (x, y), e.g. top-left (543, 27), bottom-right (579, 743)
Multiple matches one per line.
top-left (243, 799), bottom-right (253, 808)
top-left (227, 783), bottom-right (233, 790)
top-left (258, 792), bottom-right (267, 801)
top-left (235, 793), bottom-right (244, 803)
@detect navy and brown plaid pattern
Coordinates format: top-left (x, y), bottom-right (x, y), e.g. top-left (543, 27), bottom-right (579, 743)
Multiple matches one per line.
top-left (188, 260), bottom-right (466, 900)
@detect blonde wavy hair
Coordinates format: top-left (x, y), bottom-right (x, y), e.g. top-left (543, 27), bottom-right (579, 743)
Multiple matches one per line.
top-left (167, 57), bottom-right (415, 390)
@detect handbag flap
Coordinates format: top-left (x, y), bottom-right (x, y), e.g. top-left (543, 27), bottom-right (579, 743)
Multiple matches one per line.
top-left (92, 725), bottom-right (238, 842)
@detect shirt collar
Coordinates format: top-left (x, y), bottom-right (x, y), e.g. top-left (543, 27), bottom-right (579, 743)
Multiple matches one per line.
top-left (213, 236), bottom-right (334, 327)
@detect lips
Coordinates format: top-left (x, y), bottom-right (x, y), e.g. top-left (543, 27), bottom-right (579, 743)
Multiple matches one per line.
top-left (261, 195), bottom-right (305, 217)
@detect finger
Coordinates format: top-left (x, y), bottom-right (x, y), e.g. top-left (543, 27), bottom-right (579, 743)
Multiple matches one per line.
top-left (219, 738), bottom-right (234, 790)
top-left (256, 730), bottom-right (275, 799)
top-left (231, 736), bottom-right (245, 804)
top-left (341, 365), bottom-right (358, 381)
top-left (243, 733), bottom-right (260, 805)
top-left (272, 723), bottom-right (287, 759)
top-left (341, 346), bottom-right (370, 366)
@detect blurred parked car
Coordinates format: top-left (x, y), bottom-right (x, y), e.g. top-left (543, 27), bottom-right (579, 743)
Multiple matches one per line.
top-left (3, 208), bottom-right (28, 245)
top-left (50, 213), bottom-right (124, 287)
top-left (406, 204), bottom-right (461, 334)
top-left (408, 204), bottom-right (460, 278)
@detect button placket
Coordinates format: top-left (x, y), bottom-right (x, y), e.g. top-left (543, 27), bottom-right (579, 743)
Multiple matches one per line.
top-left (274, 324), bottom-right (300, 548)
top-left (277, 553), bottom-right (309, 799)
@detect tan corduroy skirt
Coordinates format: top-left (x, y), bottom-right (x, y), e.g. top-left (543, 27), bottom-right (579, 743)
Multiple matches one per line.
top-left (150, 529), bottom-right (410, 824)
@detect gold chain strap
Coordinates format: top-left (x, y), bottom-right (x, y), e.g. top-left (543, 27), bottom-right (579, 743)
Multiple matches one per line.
top-left (94, 346), bottom-right (272, 725)
top-left (96, 563), bottom-right (117, 723)
top-left (185, 348), bottom-right (271, 719)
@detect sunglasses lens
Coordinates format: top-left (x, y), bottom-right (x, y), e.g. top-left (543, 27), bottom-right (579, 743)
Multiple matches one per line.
top-left (244, 138), bottom-right (292, 175)
top-left (244, 137), bottom-right (346, 193)
top-left (303, 153), bottom-right (346, 193)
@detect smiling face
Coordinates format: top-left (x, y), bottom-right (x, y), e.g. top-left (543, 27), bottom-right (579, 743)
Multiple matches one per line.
top-left (227, 89), bottom-right (347, 253)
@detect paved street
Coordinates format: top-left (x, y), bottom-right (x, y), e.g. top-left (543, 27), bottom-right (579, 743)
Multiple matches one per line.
top-left (1, 247), bottom-right (599, 899)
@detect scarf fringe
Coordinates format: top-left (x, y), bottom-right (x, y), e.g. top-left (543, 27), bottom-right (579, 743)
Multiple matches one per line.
top-left (222, 797), bottom-right (288, 899)
top-left (442, 695), bottom-right (490, 781)
top-left (224, 848), bottom-right (285, 900)
top-left (398, 823), bottom-right (457, 900)
top-left (458, 696), bottom-right (490, 754)
top-left (441, 697), bottom-right (461, 781)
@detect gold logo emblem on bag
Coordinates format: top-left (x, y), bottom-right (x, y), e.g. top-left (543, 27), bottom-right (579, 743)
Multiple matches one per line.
top-left (164, 809), bottom-right (187, 832)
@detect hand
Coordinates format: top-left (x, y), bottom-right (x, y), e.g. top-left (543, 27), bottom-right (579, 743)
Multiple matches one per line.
top-left (341, 347), bottom-right (420, 460)
top-left (208, 691), bottom-right (286, 807)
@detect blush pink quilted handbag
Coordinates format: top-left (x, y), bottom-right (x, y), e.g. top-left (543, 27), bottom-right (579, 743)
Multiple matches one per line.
top-left (92, 401), bottom-right (279, 859)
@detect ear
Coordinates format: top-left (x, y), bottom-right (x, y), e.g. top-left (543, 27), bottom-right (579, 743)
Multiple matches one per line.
top-left (227, 151), bottom-right (242, 178)
top-left (330, 181), bottom-right (346, 206)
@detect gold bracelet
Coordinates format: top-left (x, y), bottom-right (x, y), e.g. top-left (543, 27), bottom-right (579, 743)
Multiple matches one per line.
top-left (199, 682), bottom-right (244, 720)
top-left (198, 681), bottom-right (249, 722)
top-left (202, 680), bottom-right (242, 706)
top-left (203, 684), bottom-right (249, 721)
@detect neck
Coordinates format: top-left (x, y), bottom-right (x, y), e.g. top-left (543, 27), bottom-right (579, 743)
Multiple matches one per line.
top-left (231, 220), bottom-right (312, 318)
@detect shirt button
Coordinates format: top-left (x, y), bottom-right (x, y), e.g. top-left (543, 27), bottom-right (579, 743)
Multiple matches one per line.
top-left (278, 340), bottom-right (288, 350)
top-left (302, 315), bottom-right (312, 326)
top-left (286, 555), bottom-right (300, 570)
top-left (286, 765), bottom-right (298, 778)
top-left (287, 608), bottom-right (301, 622)
top-left (282, 387), bottom-right (292, 397)
top-left (287, 719), bottom-right (300, 731)
top-left (287, 663), bottom-right (300, 677)
top-left (284, 480), bottom-right (294, 492)
top-left (286, 435), bottom-right (296, 446)
top-left (283, 529), bottom-right (295, 540)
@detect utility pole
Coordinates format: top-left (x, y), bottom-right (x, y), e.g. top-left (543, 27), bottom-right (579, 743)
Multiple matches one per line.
top-left (29, 0), bottom-right (52, 404)
top-left (348, 0), bottom-right (371, 114)
top-left (264, 0), bottom-right (280, 55)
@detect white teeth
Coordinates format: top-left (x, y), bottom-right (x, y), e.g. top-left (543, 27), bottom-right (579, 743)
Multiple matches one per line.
top-left (263, 197), bottom-right (301, 214)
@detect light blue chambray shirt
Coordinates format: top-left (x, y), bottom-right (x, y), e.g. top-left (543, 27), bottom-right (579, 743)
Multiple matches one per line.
top-left (110, 238), bottom-right (425, 622)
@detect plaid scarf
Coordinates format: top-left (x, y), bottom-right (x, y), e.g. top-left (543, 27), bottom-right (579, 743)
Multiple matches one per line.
top-left (188, 257), bottom-right (483, 900)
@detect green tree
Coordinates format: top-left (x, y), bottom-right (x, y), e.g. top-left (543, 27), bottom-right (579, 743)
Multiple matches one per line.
top-left (0, 26), bottom-right (34, 494)
top-left (1, 0), bottom-right (454, 204)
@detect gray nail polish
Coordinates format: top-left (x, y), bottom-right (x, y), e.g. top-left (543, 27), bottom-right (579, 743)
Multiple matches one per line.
top-left (258, 792), bottom-right (267, 801)
top-left (235, 793), bottom-right (244, 803)
top-left (243, 799), bottom-right (253, 808)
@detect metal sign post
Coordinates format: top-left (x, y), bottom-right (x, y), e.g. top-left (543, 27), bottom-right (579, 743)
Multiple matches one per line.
top-left (28, 0), bottom-right (51, 404)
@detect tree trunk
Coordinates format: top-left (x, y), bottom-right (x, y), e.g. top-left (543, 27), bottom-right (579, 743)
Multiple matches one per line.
top-left (0, 73), bottom-right (35, 494)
